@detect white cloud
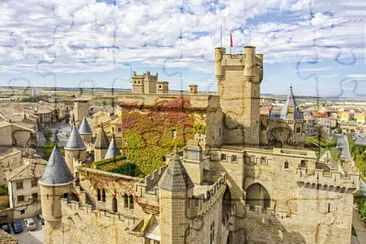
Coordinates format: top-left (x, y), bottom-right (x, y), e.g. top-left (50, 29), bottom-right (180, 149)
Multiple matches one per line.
top-left (0, 0), bottom-right (363, 77)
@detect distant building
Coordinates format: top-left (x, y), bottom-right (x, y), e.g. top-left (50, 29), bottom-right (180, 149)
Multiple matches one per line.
top-left (356, 113), bottom-right (365, 124)
top-left (0, 121), bottom-right (36, 148)
top-left (0, 149), bottom-right (22, 185)
top-left (7, 158), bottom-right (46, 219)
top-left (340, 111), bottom-right (354, 121)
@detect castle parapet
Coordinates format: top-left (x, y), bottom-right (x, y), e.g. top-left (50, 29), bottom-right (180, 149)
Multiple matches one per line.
top-left (135, 165), bottom-right (168, 208)
top-left (296, 168), bottom-right (359, 192)
top-left (188, 173), bottom-right (227, 218)
top-left (60, 198), bottom-right (138, 226)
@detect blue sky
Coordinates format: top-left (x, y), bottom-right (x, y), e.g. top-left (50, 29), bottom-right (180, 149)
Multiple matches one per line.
top-left (0, 0), bottom-right (364, 97)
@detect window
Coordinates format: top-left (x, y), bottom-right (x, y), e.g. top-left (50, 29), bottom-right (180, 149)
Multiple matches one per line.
top-left (328, 203), bottom-right (331, 213)
top-left (97, 189), bottom-right (101, 201)
top-left (124, 194), bottom-right (128, 208)
top-left (172, 129), bottom-right (177, 139)
top-left (112, 197), bottom-right (117, 212)
top-left (16, 181), bottom-right (23, 190)
top-left (130, 196), bottom-right (134, 209)
top-left (221, 154), bottom-right (227, 161)
top-left (20, 210), bottom-right (25, 215)
top-left (231, 155), bottom-right (237, 163)
top-left (17, 195), bottom-right (24, 202)
top-left (300, 160), bottom-right (307, 168)
top-left (102, 189), bottom-right (106, 202)
top-left (32, 193), bottom-right (38, 203)
top-left (261, 157), bottom-right (266, 165)
top-left (63, 193), bottom-right (68, 199)
top-left (31, 179), bottom-right (37, 187)
top-left (118, 128), bottom-right (122, 132)
top-left (284, 161), bottom-right (289, 169)
top-left (210, 222), bottom-right (215, 244)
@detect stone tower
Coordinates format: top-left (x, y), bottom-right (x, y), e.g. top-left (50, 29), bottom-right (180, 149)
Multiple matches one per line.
top-left (188, 84), bottom-right (198, 95)
top-left (94, 127), bottom-right (109, 161)
top-left (215, 46), bottom-right (263, 145)
top-left (156, 81), bottom-right (169, 94)
top-left (131, 71), bottom-right (158, 94)
top-left (104, 131), bottom-right (122, 159)
top-left (159, 158), bottom-right (194, 244)
top-left (64, 125), bottom-right (87, 174)
top-left (182, 140), bottom-right (204, 184)
top-left (78, 116), bottom-right (93, 144)
top-left (73, 98), bottom-right (89, 123)
top-left (39, 145), bottom-right (75, 243)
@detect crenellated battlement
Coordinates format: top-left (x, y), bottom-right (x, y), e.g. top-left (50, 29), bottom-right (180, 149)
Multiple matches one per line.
top-left (136, 165), bottom-right (168, 195)
top-left (60, 198), bottom-right (138, 226)
top-left (219, 53), bottom-right (263, 68)
top-left (188, 173), bottom-right (227, 218)
top-left (296, 167), bottom-right (359, 192)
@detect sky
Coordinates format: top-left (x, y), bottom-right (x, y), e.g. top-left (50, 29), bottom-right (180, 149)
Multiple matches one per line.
top-left (0, 0), bottom-right (365, 97)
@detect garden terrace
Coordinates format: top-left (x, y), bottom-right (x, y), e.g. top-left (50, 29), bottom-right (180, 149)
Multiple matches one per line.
top-left (83, 155), bottom-right (138, 177)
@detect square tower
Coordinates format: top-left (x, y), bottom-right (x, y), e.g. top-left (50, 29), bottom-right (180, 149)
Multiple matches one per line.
top-left (131, 71), bottom-right (158, 94)
top-left (156, 81), bottom-right (169, 94)
top-left (215, 46), bottom-right (263, 145)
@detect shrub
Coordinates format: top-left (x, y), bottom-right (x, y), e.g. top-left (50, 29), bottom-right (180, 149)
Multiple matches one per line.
top-left (0, 185), bottom-right (8, 196)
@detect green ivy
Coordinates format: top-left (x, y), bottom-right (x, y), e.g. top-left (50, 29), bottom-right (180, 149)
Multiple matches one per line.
top-left (348, 135), bottom-right (366, 178)
top-left (0, 185), bottom-right (7, 196)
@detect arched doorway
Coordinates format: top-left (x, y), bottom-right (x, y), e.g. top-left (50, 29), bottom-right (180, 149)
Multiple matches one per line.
top-left (222, 187), bottom-right (231, 222)
top-left (246, 183), bottom-right (270, 209)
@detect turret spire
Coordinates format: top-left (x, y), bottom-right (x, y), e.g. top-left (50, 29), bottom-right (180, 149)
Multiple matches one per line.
top-left (40, 145), bottom-right (75, 186)
top-left (65, 125), bottom-right (86, 150)
top-left (104, 129), bottom-right (122, 159)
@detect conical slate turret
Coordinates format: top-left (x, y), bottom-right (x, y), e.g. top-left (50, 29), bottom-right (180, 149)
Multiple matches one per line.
top-left (40, 145), bottom-right (75, 186)
top-left (159, 157), bottom-right (194, 192)
top-left (280, 85), bottom-right (304, 120)
top-left (104, 132), bottom-right (122, 159)
top-left (78, 116), bottom-right (92, 135)
top-left (65, 125), bottom-right (86, 150)
top-left (94, 127), bottom-right (109, 149)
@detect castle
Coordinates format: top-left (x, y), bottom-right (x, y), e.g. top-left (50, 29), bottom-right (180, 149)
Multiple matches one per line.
top-left (40, 46), bottom-right (359, 244)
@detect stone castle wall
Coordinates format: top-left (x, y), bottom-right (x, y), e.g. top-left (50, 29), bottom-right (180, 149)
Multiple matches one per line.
top-left (46, 199), bottom-right (142, 244)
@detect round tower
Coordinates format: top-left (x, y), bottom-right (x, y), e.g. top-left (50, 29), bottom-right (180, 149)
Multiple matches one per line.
top-left (78, 116), bottom-right (93, 144)
top-left (64, 125), bottom-right (87, 174)
top-left (159, 157), bottom-right (194, 244)
top-left (39, 145), bottom-right (75, 241)
top-left (94, 127), bottom-right (109, 161)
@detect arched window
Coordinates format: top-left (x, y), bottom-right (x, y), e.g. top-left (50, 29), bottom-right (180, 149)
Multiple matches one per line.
top-left (124, 194), bottom-right (128, 208)
top-left (97, 189), bottom-right (101, 201)
top-left (284, 161), bottom-right (289, 169)
top-left (112, 197), bottom-right (117, 212)
top-left (102, 189), bottom-right (106, 202)
top-left (129, 196), bottom-right (134, 209)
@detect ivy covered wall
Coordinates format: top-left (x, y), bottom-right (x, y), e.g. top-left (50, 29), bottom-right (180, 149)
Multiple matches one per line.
top-left (118, 98), bottom-right (206, 177)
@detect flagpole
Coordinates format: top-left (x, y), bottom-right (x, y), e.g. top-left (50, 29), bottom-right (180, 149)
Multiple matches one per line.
top-left (220, 25), bottom-right (222, 47)
top-left (230, 31), bottom-right (232, 55)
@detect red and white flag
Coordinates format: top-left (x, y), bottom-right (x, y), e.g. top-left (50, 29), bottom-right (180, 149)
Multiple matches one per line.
top-left (230, 32), bottom-right (233, 47)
